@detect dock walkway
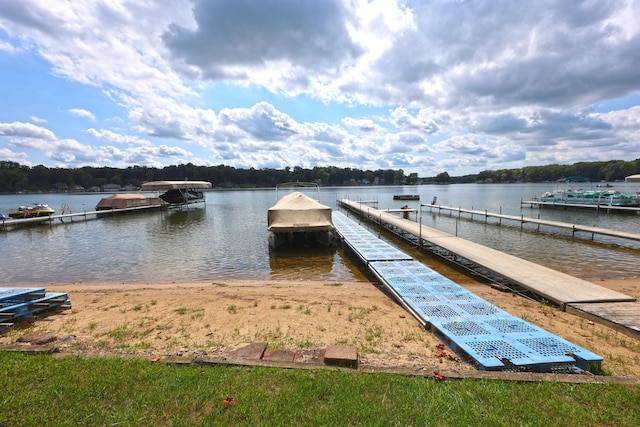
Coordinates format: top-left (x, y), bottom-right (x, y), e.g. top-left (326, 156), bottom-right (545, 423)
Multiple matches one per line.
top-left (421, 203), bottom-right (640, 244)
top-left (338, 199), bottom-right (640, 340)
top-left (332, 211), bottom-right (603, 372)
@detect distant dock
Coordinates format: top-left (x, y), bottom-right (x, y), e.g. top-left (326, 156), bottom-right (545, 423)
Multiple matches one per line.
top-left (0, 203), bottom-right (164, 231)
top-left (521, 198), bottom-right (640, 214)
top-left (421, 203), bottom-right (640, 245)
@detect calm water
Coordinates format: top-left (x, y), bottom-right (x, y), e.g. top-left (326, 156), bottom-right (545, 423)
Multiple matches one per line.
top-left (1, 183), bottom-right (638, 284)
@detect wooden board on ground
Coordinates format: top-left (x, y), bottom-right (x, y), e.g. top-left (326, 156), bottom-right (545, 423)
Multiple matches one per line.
top-left (566, 302), bottom-right (640, 340)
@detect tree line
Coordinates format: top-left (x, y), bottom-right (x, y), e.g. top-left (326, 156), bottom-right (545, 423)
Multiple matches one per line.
top-left (475, 159), bottom-right (640, 183)
top-left (0, 158), bottom-right (638, 193)
top-left (0, 161), bottom-right (416, 193)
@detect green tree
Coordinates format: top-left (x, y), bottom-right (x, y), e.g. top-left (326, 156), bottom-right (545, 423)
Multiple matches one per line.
top-left (435, 171), bottom-right (450, 184)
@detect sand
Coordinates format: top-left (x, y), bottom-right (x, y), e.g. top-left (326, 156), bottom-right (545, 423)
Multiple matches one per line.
top-left (2, 276), bottom-right (639, 377)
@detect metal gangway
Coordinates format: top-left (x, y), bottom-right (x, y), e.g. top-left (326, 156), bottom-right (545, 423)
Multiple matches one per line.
top-left (332, 211), bottom-right (602, 373)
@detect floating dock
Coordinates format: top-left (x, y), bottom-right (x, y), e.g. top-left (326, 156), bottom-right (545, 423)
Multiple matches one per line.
top-left (333, 212), bottom-right (602, 372)
top-left (0, 287), bottom-right (71, 332)
top-left (339, 199), bottom-right (640, 340)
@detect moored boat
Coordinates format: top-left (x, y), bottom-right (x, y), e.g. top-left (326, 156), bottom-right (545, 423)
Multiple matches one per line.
top-left (267, 183), bottom-right (335, 248)
top-left (96, 193), bottom-right (166, 210)
top-left (8, 203), bottom-right (55, 219)
top-left (538, 177), bottom-right (640, 207)
top-left (140, 180), bottom-right (212, 207)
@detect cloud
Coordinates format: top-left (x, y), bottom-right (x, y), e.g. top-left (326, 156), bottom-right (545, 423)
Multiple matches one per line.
top-left (0, 121), bottom-right (56, 140)
top-left (1, 0), bottom-right (640, 176)
top-left (162, 0), bottom-right (363, 82)
top-left (69, 108), bottom-right (96, 121)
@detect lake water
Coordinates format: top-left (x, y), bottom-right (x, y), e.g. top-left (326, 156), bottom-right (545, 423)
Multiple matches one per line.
top-left (1, 183), bottom-right (639, 284)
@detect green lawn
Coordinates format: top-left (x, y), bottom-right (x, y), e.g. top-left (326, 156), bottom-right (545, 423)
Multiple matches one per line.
top-left (1, 351), bottom-right (638, 426)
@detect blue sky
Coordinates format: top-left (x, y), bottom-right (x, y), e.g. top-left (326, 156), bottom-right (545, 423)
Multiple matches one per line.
top-left (1, 0), bottom-right (639, 177)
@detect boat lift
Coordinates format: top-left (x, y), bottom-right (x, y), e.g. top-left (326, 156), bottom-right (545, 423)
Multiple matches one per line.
top-left (141, 180), bottom-right (212, 208)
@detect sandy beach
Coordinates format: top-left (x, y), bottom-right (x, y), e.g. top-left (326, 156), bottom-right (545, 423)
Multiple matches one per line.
top-left (2, 275), bottom-right (639, 377)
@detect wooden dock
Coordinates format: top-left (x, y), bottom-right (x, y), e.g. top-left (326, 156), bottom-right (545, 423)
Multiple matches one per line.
top-left (338, 198), bottom-right (640, 339)
top-left (421, 203), bottom-right (640, 244)
top-left (0, 204), bottom-right (165, 231)
top-left (521, 199), bottom-right (640, 214)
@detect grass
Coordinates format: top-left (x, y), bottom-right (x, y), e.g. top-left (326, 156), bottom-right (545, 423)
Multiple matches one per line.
top-left (1, 351), bottom-right (639, 426)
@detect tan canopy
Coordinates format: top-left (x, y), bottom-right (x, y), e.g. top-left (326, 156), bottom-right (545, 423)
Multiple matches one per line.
top-left (141, 180), bottom-right (212, 190)
top-left (625, 174), bottom-right (640, 182)
top-left (267, 192), bottom-right (333, 232)
top-left (96, 193), bottom-right (163, 209)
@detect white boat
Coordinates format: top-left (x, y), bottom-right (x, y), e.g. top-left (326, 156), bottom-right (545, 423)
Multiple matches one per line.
top-left (538, 177), bottom-right (639, 207)
top-left (267, 183), bottom-right (335, 248)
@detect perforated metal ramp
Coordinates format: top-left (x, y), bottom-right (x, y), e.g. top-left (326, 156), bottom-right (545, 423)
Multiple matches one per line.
top-left (0, 287), bottom-right (71, 332)
top-left (333, 212), bottom-right (602, 372)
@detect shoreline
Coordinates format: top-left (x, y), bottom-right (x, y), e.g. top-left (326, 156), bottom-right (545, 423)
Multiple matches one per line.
top-left (2, 277), bottom-right (639, 376)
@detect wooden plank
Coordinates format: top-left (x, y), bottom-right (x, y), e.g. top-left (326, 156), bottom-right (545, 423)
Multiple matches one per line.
top-left (566, 302), bottom-right (640, 340)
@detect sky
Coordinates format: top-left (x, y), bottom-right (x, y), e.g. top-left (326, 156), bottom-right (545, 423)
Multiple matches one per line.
top-left (1, 0), bottom-right (639, 177)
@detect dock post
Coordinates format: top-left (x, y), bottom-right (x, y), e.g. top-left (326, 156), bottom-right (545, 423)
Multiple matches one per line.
top-left (485, 209), bottom-right (488, 223)
top-left (419, 215), bottom-right (422, 252)
top-left (455, 218), bottom-right (458, 236)
top-left (537, 213), bottom-right (540, 232)
top-left (520, 214), bottom-right (524, 230)
top-left (499, 206), bottom-right (502, 225)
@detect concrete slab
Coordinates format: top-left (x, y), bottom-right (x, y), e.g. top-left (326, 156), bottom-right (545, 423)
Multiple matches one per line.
top-left (262, 348), bottom-right (296, 363)
top-left (294, 348), bottom-right (325, 365)
top-left (324, 345), bottom-right (358, 369)
top-left (227, 342), bottom-right (267, 360)
top-left (16, 332), bottom-right (57, 345)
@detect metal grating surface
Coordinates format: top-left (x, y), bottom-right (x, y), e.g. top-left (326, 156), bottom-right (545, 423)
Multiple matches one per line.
top-left (332, 211), bottom-right (603, 372)
top-left (438, 320), bottom-right (491, 337)
top-left (0, 288), bottom-right (71, 333)
top-left (485, 318), bottom-right (538, 334)
top-left (0, 288), bottom-right (46, 304)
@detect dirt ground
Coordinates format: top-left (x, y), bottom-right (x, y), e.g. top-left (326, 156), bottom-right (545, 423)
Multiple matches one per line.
top-left (2, 276), bottom-right (639, 377)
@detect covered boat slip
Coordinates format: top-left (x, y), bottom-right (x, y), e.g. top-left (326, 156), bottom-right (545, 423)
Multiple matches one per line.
top-left (267, 185), bottom-right (334, 248)
top-left (140, 180), bottom-right (212, 207)
top-left (95, 193), bottom-right (165, 210)
top-left (332, 212), bottom-right (602, 372)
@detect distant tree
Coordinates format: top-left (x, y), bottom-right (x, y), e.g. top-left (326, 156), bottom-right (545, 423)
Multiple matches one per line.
top-left (406, 172), bottom-right (419, 184)
top-left (435, 171), bottom-right (450, 184)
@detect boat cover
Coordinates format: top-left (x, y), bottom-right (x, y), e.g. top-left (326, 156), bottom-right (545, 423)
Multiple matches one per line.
top-left (96, 193), bottom-right (163, 209)
top-left (267, 192), bottom-right (334, 232)
top-left (141, 180), bottom-right (212, 190)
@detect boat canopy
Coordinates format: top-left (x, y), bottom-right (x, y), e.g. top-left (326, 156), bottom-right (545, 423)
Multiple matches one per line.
top-left (267, 192), bottom-right (333, 232)
top-left (560, 176), bottom-right (589, 183)
top-left (625, 174), bottom-right (640, 182)
top-left (141, 180), bottom-right (212, 190)
top-left (96, 193), bottom-right (164, 209)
